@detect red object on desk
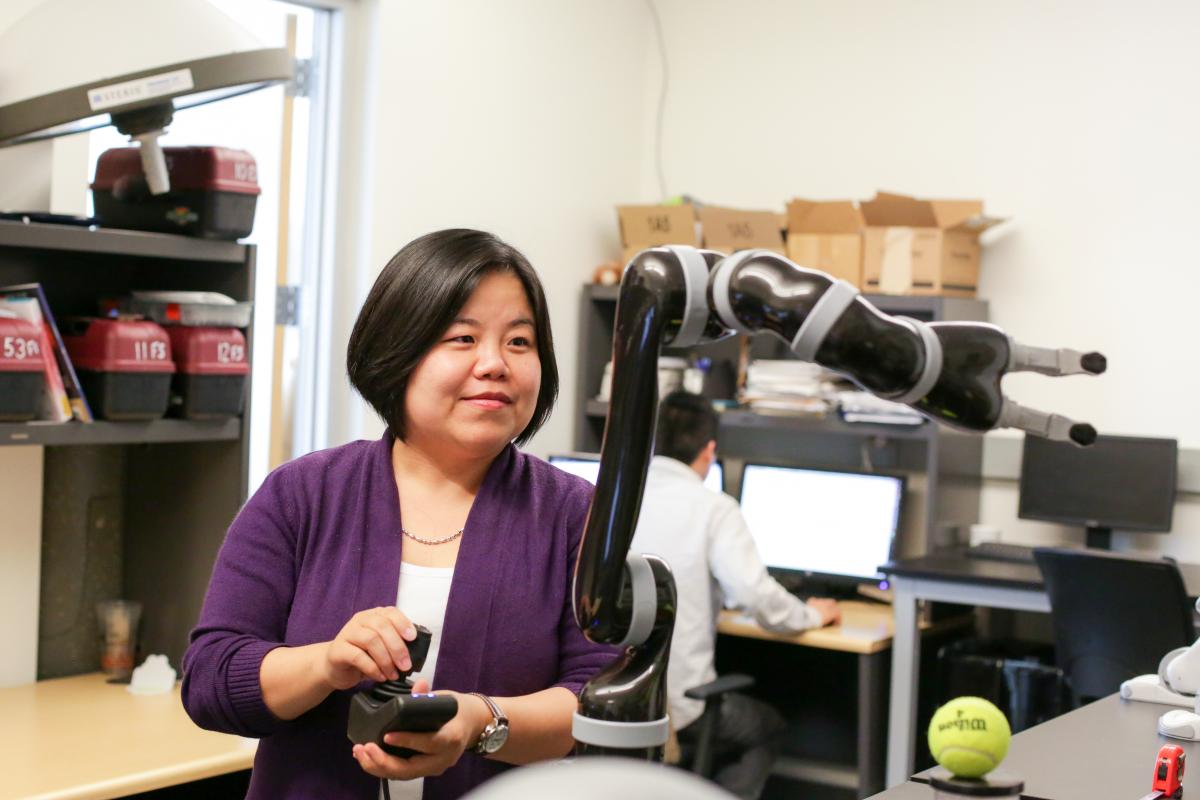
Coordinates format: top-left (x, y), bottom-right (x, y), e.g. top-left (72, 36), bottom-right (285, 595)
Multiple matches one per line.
top-left (1149, 743), bottom-right (1185, 799)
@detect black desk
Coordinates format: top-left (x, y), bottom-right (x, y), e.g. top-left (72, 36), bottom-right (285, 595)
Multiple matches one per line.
top-left (885, 550), bottom-right (1200, 594)
top-left (880, 549), bottom-right (1200, 786)
top-left (870, 694), bottom-right (1200, 799)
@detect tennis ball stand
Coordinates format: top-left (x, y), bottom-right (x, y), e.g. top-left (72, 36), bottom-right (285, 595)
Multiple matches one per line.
top-left (928, 769), bottom-right (1024, 798)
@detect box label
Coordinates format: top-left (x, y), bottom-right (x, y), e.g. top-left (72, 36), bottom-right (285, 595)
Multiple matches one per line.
top-left (617, 205), bottom-right (698, 248)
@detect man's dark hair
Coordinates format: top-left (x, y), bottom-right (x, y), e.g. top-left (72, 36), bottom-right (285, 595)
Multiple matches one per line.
top-left (346, 228), bottom-right (558, 446)
top-left (654, 390), bottom-right (718, 464)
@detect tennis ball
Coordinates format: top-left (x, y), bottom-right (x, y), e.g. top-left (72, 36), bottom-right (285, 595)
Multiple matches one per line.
top-left (927, 696), bottom-right (1011, 779)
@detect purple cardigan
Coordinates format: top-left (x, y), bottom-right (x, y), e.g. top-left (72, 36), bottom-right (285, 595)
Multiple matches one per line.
top-left (182, 434), bottom-right (617, 799)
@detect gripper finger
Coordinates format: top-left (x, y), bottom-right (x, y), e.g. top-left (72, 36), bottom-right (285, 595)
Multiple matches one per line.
top-left (1009, 341), bottom-right (1107, 376)
top-left (997, 397), bottom-right (1097, 446)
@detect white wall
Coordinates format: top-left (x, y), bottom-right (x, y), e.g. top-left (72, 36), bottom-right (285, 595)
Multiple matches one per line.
top-left (324, 0), bottom-right (653, 455)
top-left (634, 0), bottom-right (1200, 555)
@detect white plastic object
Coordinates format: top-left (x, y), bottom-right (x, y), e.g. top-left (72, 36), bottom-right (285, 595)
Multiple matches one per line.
top-left (127, 654), bottom-right (177, 695)
top-left (1165, 643), bottom-right (1200, 697)
top-left (131, 291), bottom-right (237, 305)
top-left (1159, 708), bottom-right (1200, 741)
top-left (134, 131), bottom-right (170, 196)
top-left (126, 291), bottom-right (252, 328)
top-left (1120, 674), bottom-right (1194, 707)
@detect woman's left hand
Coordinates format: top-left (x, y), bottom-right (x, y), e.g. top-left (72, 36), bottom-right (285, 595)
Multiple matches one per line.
top-left (351, 679), bottom-right (491, 781)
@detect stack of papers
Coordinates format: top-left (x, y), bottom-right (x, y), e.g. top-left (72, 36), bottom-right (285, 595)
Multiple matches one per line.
top-left (836, 390), bottom-right (926, 426)
top-left (741, 360), bottom-right (834, 417)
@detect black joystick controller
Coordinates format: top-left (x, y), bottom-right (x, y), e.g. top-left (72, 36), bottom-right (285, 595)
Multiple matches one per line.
top-left (346, 624), bottom-right (459, 757)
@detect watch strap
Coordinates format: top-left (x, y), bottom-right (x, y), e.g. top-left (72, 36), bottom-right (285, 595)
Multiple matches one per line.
top-left (470, 692), bottom-right (507, 723)
top-left (469, 692), bottom-right (508, 754)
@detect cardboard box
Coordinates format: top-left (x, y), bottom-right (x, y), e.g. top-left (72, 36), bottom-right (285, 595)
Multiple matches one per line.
top-left (616, 204), bottom-right (698, 263)
top-left (698, 205), bottom-right (785, 256)
top-left (785, 199), bottom-right (864, 288)
top-left (860, 192), bottom-right (1004, 297)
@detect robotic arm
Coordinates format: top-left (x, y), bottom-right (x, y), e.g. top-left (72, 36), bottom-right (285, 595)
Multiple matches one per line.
top-left (709, 248), bottom-right (1105, 444)
top-left (571, 246), bottom-right (1106, 757)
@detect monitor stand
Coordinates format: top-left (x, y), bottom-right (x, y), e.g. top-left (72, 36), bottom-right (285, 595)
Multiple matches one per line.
top-left (1085, 526), bottom-right (1113, 550)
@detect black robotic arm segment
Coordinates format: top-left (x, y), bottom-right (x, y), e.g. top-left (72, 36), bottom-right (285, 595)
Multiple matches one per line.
top-left (710, 249), bottom-right (926, 395)
top-left (572, 246), bottom-right (720, 645)
top-left (573, 553), bottom-right (677, 758)
top-left (570, 247), bottom-right (720, 758)
top-left (708, 248), bottom-right (1105, 444)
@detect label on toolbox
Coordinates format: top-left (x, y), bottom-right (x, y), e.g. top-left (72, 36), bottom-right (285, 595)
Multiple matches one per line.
top-left (2, 335), bottom-right (40, 363)
top-left (165, 327), bottom-right (249, 376)
top-left (0, 315), bottom-right (46, 372)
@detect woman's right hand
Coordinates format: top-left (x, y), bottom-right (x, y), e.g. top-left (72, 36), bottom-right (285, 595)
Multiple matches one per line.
top-left (320, 607), bottom-right (418, 690)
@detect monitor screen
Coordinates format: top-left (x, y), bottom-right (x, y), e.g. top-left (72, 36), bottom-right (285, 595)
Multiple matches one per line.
top-left (549, 453), bottom-right (725, 494)
top-left (1018, 434), bottom-right (1177, 532)
top-left (738, 464), bottom-right (903, 581)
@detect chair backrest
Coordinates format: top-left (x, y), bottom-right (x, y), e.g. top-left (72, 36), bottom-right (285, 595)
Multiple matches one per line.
top-left (1034, 547), bottom-right (1194, 704)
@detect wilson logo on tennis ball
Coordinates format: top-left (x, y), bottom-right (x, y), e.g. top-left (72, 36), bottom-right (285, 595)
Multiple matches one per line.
top-left (936, 710), bottom-right (990, 733)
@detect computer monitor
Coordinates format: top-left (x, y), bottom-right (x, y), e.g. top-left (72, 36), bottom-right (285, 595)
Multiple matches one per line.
top-left (548, 452), bottom-right (726, 495)
top-left (737, 464), bottom-right (904, 589)
top-left (1018, 434), bottom-right (1177, 550)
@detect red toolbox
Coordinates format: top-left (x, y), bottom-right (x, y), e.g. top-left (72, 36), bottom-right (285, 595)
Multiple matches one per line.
top-left (0, 312), bottom-right (45, 421)
top-left (91, 146), bottom-right (260, 240)
top-left (165, 327), bottom-right (249, 419)
top-left (63, 318), bottom-right (175, 420)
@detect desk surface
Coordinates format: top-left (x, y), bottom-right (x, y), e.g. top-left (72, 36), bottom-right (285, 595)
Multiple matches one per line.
top-left (866, 781), bottom-right (935, 799)
top-left (883, 548), bottom-right (1200, 594)
top-left (912, 694), bottom-right (1200, 800)
top-left (0, 672), bottom-right (256, 800)
top-left (718, 599), bottom-right (961, 655)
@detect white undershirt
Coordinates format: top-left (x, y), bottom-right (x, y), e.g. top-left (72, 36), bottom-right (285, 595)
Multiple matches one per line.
top-left (382, 561), bottom-right (455, 800)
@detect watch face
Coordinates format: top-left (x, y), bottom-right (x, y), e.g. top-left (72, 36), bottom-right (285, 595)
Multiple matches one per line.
top-left (482, 724), bottom-right (509, 754)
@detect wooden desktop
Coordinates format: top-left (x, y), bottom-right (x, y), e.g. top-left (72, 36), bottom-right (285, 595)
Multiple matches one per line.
top-left (0, 672), bottom-right (255, 799)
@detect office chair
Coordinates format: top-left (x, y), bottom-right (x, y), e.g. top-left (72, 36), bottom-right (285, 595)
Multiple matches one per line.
top-left (679, 673), bottom-right (755, 777)
top-left (1034, 547), bottom-right (1195, 706)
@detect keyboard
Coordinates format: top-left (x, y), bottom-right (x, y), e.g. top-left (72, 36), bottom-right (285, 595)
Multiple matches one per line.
top-left (966, 541), bottom-right (1037, 564)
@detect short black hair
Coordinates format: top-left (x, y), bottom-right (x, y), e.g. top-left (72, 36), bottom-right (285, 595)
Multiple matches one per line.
top-left (346, 229), bottom-right (558, 446)
top-left (654, 390), bottom-right (718, 464)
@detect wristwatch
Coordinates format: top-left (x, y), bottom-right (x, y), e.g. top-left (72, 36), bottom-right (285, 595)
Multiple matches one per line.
top-left (469, 692), bottom-right (509, 755)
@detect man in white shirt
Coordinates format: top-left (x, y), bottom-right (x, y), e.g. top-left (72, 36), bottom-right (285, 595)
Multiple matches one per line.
top-left (631, 390), bottom-right (840, 800)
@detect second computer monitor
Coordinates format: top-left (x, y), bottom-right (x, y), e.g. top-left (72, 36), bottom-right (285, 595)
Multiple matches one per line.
top-left (1019, 433), bottom-right (1177, 550)
top-left (738, 464), bottom-right (904, 583)
top-left (548, 453), bottom-right (725, 495)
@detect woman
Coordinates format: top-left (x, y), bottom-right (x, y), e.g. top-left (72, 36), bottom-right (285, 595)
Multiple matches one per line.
top-left (182, 229), bottom-right (617, 799)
